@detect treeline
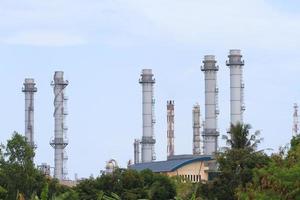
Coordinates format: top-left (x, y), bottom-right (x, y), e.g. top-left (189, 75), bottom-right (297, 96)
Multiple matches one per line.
top-left (1, 123), bottom-right (300, 199)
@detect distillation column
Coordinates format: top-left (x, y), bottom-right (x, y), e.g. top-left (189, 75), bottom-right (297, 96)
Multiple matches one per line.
top-left (50, 71), bottom-right (69, 180)
top-left (167, 100), bottom-right (175, 159)
top-left (193, 103), bottom-right (201, 155)
top-left (293, 103), bottom-right (299, 136)
top-left (133, 139), bottom-right (140, 164)
top-left (22, 79), bottom-right (37, 147)
top-left (201, 55), bottom-right (219, 155)
top-left (226, 49), bottom-right (245, 125)
top-left (139, 69), bottom-right (156, 163)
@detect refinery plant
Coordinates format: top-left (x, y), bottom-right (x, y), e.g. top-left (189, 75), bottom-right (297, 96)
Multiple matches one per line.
top-left (130, 49), bottom-right (247, 182)
top-left (16, 49), bottom-right (298, 184)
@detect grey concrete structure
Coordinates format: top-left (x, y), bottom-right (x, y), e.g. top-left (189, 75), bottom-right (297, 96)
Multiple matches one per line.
top-left (22, 79), bottom-right (37, 147)
top-left (167, 100), bottom-right (175, 159)
top-left (50, 71), bottom-right (69, 180)
top-left (193, 103), bottom-right (201, 155)
top-left (226, 49), bottom-right (245, 125)
top-left (201, 55), bottom-right (219, 155)
top-left (139, 69), bottom-right (156, 163)
top-left (134, 139), bottom-right (140, 164)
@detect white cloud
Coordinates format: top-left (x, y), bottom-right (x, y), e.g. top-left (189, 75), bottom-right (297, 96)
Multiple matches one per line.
top-left (2, 30), bottom-right (87, 46)
top-left (0, 0), bottom-right (299, 48)
top-left (122, 0), bottom-right (300, 49)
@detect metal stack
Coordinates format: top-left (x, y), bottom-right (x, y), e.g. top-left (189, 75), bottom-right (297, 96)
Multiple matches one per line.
top-left (293, 103), bottom-right (299, 136)
top-left (193, 103), bottom-right (201, 155)
top-left (134, 139), bottom-right (140, 164)
top-left (50, 71), bottom-right (69, 180)
top-left (201, 55), bottom-right (219, 155)
top-left (22, 78), bottom-right (37, 148)
top-left (139, 69), bottom-right (156, 163)
top-left (226, 49), bottom-right (245, 125)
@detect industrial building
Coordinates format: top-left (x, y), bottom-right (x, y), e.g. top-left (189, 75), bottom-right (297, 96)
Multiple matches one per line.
top-left (130, 155), bottom-right (214, 182)
top-left (130, 50), bottom-right (246, 182)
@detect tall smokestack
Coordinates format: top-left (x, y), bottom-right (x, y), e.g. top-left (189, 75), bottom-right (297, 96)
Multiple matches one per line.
top-left (193, 103), bottom-right (201, 155)
top-left (293, 103), bottom-right (299, 136)
top-left (201, 55), bottom-right (219, 155)
top-left (134, 139), bottom-right (140, 164)
top-left (22, 78), bottom-right (37, 147)
top-left (226, 49), bottom-right (245, 125)
top-left (50, 71), bottom-right (69, 180)
top-left (167, 100), bottom-right (175, 159)
top-left (139, 69), bottom-right (156, 163)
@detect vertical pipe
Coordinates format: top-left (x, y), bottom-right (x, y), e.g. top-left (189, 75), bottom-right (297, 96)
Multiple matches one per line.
top-left (22, 78), bottom-right (37, 147)
top-left (193, 103), bottom-right (201, 155)
top-left (50, 71), bottom-right (69, 180)
top-left (293, 103), bottom-right (299, 136)
top-left (139, 69), bottom-right (156, 163)
top-left (134, 139), bottom-right (140, 164)
top-left (201, 55), bottom-right (219, 155)
top-left (226, 49), bottom-right (245, 125)
top-left (167, 100), bottom-right (175, 159)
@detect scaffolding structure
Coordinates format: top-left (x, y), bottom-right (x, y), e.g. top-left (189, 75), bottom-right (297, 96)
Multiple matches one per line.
top-left (167, 100), bottom-right (175, 158)
top-left (193, 103), bottom-right (201, 155)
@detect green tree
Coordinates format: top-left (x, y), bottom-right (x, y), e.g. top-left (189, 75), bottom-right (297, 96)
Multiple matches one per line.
top-left (41, 183), bottom-right (48, 200)
top-left (198, 123), bottom-right (269, 200)
top-left (149, 174), bottom-right (176, 200)
top-left (238, 135), bottom-right (300, 199)
top-left (0, 132), bottom-right (47, 200)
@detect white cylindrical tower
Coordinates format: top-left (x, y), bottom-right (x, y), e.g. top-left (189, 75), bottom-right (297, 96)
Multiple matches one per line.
top-left (134, 139), bottom-right (140, 164)
top-left (22, 78), bottom-right (37, 147)
top-left (167, 100), bottom-right (175, 159)
top-left (226, 49), bottom-right (245, 125)
top-left (139, 69), bottom-right (156, 163)
top-left (201, 55), bottom-right (219, 155)
top-left (50, 71), bottom-right (69, 181)
top-left (193, 103), bottom-right (201, 155)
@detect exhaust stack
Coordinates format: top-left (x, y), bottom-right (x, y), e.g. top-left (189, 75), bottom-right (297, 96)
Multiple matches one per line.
top-left (201, 55), bottom-right (219, 155)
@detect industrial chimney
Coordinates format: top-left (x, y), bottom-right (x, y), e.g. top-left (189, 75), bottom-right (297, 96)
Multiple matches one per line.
top-left (134, 139), bottom-right (140, 164)
top-left (50, 71), bottom-right (69, 180)
top-left (201, 55), bottom-right (219, 155)
top-left (139, 69), bottom-right (156, 163)
top-left (22, 78), bottom-right (37, 147)
top-left (167, 100), bottom-right (175, 159)
top-left (193, 103), bottom-right (201, 155)
top-left (226, 49), bottom-right (245, 125)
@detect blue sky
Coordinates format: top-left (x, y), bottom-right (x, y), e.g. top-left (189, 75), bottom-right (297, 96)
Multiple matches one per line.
top-left (1, 0), bottom-right (300, 179)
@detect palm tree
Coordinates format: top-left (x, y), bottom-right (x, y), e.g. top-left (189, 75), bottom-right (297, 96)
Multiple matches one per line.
top-left (223, 123), bottom-right (262, 151)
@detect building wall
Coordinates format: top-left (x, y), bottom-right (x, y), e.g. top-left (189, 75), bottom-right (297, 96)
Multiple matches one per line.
top-left (165, 161), bottom-right (210, 182)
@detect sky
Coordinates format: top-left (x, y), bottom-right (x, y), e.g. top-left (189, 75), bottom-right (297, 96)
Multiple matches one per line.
top-left (1, 0), bottom-right (300, 179)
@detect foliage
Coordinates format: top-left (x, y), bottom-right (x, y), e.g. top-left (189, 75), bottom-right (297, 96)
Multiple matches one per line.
top-left (197, 123), bottom-right (269, 200)
top-left (237, 135), bottom-right (300, 199)
top-left (75, 169), bottom-right (176, 200)
top-left (41, 184), bottom-right (48, 200)
top-left (0, 132), bottom-right (47, 199)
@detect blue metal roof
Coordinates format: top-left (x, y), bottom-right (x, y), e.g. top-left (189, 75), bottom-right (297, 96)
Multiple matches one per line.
top-left (129, 155), bottom-right (213, 172)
